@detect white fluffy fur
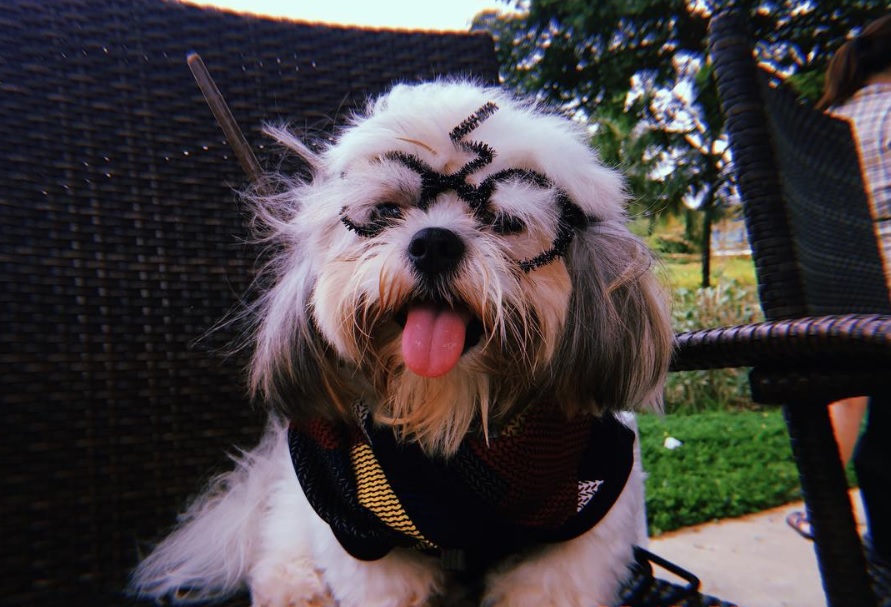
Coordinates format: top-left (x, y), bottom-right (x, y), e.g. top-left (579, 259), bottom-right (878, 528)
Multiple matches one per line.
top-left (130, 80), bottom-right (673, 606)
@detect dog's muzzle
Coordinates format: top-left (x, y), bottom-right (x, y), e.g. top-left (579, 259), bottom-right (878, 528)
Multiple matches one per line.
top-left (400, 227), bottom-right (478, 378)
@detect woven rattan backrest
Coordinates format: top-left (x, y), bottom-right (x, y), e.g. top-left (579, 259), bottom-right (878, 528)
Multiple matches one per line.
top-left (709, 10), bottom-right (891, 320)
top-left (762, 77), bottom-right (891, 316)
top-left (0, 0), bottom-right (498, 604)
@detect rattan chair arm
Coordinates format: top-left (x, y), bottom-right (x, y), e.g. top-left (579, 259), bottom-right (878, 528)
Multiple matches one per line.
top-left (670, 313), bottom-right (891, 372)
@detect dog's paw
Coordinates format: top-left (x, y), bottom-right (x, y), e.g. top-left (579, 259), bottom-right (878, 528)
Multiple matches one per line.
top-left (481, 583), bottom-right (571, 607)
top-left (321, 549), bottom-right (442, 607)
top-left (482, 575), bottom-right (552, 607)
top-left (249, 558), bottom-right (332, 607)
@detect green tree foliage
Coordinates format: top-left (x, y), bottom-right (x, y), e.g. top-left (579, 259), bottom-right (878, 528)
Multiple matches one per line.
top-left (476, 1), bottom-right (887, 286)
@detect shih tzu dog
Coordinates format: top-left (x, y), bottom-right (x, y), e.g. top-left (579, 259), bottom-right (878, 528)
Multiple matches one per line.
top-left (130, 80), bottom-right (673, 607)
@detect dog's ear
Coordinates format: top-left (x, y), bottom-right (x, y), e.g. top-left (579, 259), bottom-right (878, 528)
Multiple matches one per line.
top-left (247, 250), bottom-right (359, 421)
top-left (549, 224), bottom-right (673, 415)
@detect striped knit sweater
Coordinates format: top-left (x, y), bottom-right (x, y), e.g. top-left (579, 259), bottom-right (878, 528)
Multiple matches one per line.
top-left (288, 402), bottom-right (635, 570)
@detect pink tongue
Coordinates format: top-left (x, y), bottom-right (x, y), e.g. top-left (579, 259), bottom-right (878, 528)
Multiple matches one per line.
top-left (401, 304), bottom-right (469, 378)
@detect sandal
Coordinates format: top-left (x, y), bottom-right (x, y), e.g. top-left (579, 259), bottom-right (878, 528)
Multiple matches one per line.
top-left (786, 510), bottom-right (814, 541)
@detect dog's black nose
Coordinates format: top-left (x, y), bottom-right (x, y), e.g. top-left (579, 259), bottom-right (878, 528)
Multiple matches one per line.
top-left (408, 227), bottom-right (465, 276)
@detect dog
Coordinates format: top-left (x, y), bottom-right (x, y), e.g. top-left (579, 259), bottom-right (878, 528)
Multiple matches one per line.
top-left (129, 80), bottom-right (674, 607)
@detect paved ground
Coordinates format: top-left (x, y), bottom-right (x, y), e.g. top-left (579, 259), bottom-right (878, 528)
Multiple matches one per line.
top-left (647, 489), bottom-right (866, 607)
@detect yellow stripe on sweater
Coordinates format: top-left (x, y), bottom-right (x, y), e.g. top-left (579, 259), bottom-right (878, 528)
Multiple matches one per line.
top-left (350, 442), bottom-right (436, 549)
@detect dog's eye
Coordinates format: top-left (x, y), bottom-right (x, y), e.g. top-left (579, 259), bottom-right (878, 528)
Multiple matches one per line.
top-left (369, 202), bottom-right (403, 224)
top-left (492, 214), bottom-right (525, 235)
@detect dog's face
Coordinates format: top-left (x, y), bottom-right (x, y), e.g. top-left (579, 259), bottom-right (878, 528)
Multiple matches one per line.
top-left (248, 82), bottom-right (673, 456)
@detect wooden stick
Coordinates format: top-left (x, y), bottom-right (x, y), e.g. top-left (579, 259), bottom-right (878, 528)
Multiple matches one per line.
top-left (187, 52), bottom-right (264, 184)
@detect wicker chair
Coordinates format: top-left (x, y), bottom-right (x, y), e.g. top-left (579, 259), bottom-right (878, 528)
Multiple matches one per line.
top-left (691, 9), bottom-right (891, 607)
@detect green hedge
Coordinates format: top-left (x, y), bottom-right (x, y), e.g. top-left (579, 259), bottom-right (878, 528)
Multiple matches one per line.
top-left (639, 409), bottom-right (858, 535)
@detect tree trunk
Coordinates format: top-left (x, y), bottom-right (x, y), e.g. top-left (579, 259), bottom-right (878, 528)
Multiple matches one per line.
top-left (684, 207), bottom-right (698, 244)
top-left (700, 191), bottom-right (715, 289)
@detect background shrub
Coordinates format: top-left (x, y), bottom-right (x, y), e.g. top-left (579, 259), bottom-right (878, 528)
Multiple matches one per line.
top-left (665, 276), bottom-right (763, 413)
top-left (656, 257), bottom-right (761, 412)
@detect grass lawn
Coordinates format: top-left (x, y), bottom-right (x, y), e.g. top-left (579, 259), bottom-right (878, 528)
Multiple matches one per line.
top-left (660, 254), bottom-right (757, 291)
top-left (639, 408), bottom-right (858, 536)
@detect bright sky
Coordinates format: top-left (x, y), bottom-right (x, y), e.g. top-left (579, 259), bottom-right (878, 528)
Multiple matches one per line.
top-left (185, 0), bottom-right (512, 31)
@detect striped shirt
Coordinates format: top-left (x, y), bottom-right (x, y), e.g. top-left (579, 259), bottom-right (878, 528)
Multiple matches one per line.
top-left (832, 83), bottom-right (891, 290)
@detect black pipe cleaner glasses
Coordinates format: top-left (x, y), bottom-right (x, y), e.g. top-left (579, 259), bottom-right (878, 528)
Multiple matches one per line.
top-left (340, 102), bottom-right (596, 272)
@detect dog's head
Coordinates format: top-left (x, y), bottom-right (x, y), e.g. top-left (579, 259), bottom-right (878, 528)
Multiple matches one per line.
top-left (247, 81), bottom-right (673, 456)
